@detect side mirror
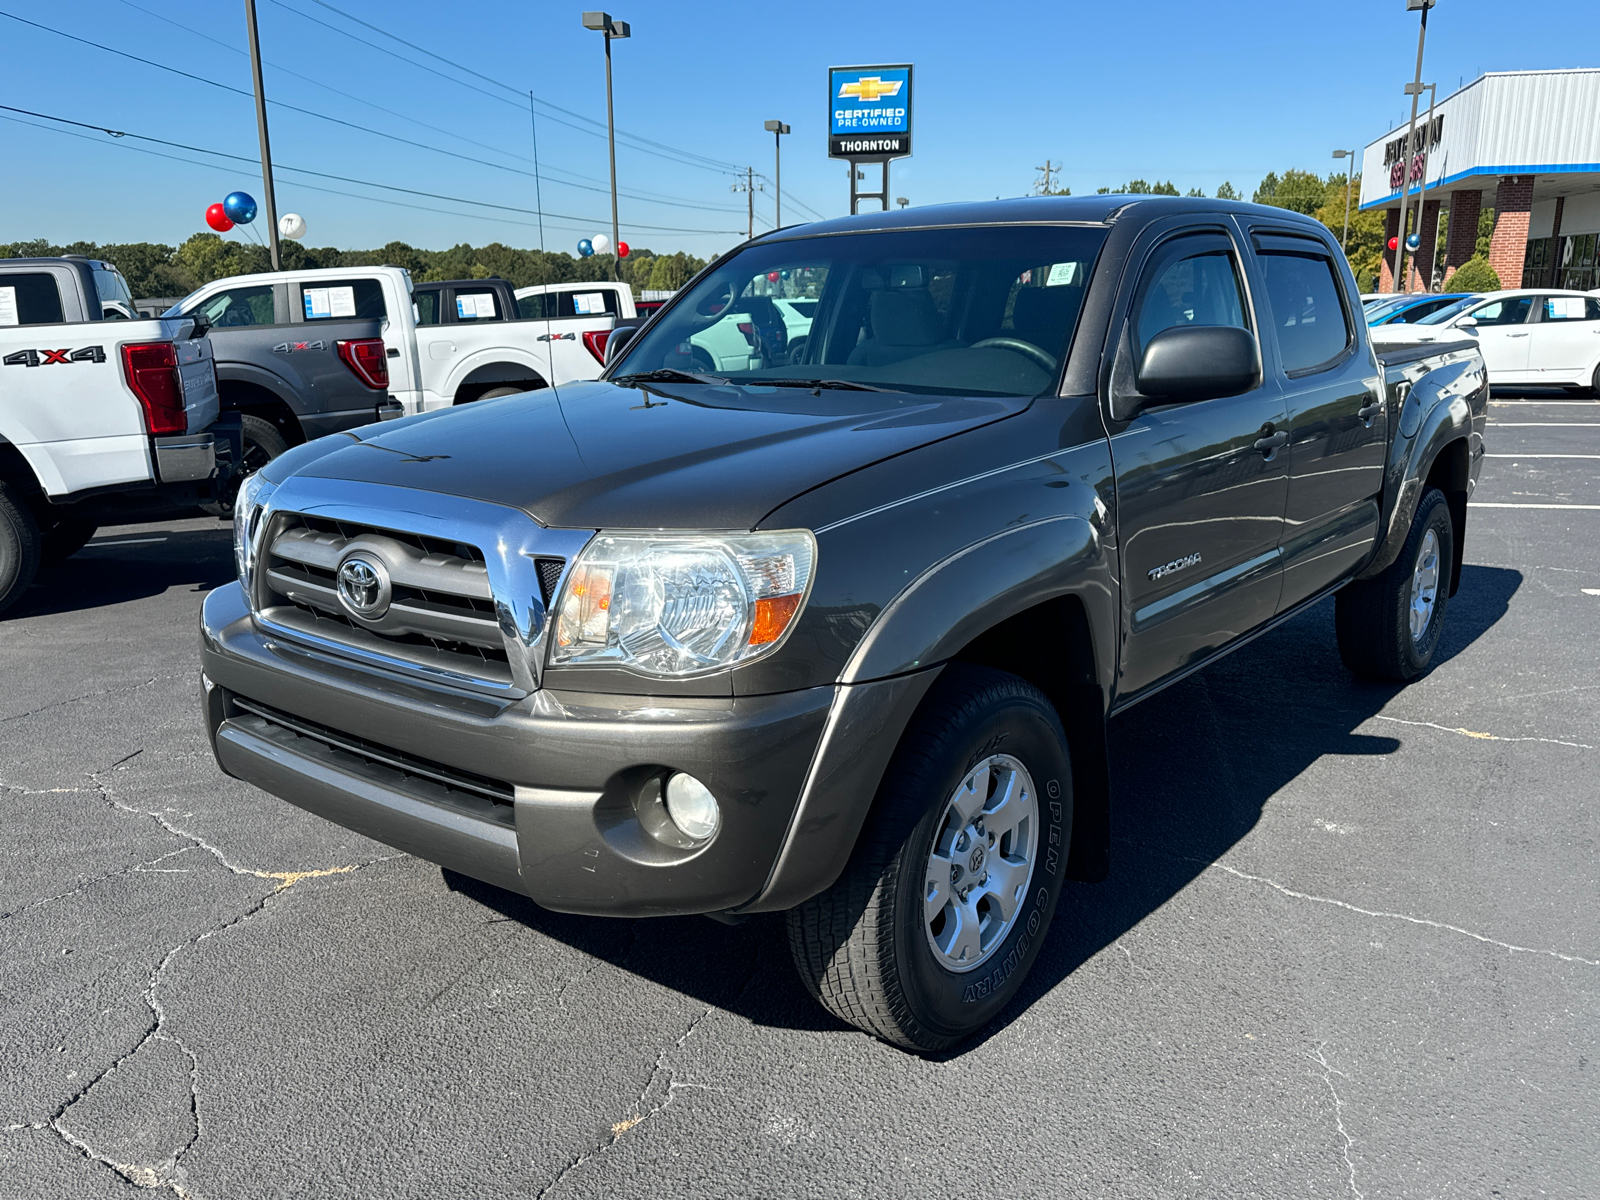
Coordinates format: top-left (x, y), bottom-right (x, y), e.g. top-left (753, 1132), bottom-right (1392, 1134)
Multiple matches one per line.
top-left (1455, 316), bottom-right (1477, 328)
top-left (1135, 325), bottom-right (1261, 404)
top-left (604, 322), bottom-right (640, 367)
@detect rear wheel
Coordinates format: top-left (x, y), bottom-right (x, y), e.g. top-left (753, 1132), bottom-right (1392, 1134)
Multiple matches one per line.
top-left (787, 665), bottom-right (1072, 1053)
top-left (1336, 486), bottom-right (1454, 681)
top-left (473, 386), bottom-right (523, 402)
top-left (40, 516), bottom-right (97, 564)
top-left (0, 482), bottom-right (42, 617)
top-left (239, 413), bottom-right (289, 472)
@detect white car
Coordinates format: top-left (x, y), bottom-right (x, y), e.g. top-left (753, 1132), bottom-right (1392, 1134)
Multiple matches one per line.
top-left (513, 281), bottom-right (636, 384)
top-left (688, 297), bottom-right (818, 373)
top-left (1369, 288), bottom-right (1600, 391)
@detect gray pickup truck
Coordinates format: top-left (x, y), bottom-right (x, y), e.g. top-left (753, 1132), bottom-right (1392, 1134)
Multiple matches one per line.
top-left (163, 278), bottom-right (399, 482)
top-left (199, 197), bottom-right (1486, 1051)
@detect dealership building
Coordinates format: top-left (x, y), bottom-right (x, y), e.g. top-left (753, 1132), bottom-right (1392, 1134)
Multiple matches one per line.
top-left (1360, 68), bottom-right (1600, 291)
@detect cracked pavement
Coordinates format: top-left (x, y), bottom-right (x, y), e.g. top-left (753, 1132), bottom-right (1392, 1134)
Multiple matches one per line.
top-left (2, 391), bottom-right (1597, 1197)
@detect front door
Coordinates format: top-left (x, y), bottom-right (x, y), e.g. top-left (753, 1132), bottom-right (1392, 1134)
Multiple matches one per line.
top-left (1110, 228), bottom-right (1289, 700)
top-left (1463, 295), bottom-right (1534, 381)
top-left (1528, 295), bottom-right (1600, 381)
top-left (1248, 229), bottom-right (1387, 610)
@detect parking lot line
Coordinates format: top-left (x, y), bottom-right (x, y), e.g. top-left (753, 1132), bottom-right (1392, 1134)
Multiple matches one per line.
top-left (1484, 422), bottom-right (1600, 427)
top-left (1469, 502), bottom-right (1600, 509)
top-left (1490, 400), bottom-right (1600, 406)
top-left (1484, 453), bottom-right (1600, 458)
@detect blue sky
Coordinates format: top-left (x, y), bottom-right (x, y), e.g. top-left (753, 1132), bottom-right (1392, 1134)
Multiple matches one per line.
top-left (0, 0), bottom-right (1589, 260)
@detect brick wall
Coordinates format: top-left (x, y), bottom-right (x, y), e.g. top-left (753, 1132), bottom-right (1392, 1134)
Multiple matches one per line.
top-left (1441, 189), bottom-right (1482, 284)
top-left (1378, 208), bottom-right (1402, 292)
top-left (1409, 199), bottom-right (1442, 291)
top-left (1488, 175), bottom-right (1535, 287)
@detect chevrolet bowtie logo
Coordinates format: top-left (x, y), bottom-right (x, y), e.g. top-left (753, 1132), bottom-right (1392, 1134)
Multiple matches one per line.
top-left (838, 76), bottom-right (902, 103)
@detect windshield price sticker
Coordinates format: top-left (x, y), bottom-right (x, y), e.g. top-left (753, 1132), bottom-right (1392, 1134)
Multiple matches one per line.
top-left (457, 293), bottom-right (496, 320)
top-left (304, 286), bottom-right (357, 319)
top-left (573, 292), bottom-right (607, 316)
top-left (828, 64), bottom-right (912, 160)
top-left (0, 287), bottom-right (17, 326)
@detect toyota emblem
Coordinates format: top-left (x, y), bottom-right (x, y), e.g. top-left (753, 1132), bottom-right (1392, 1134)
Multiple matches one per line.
top-left (336, 553), bottom-right (391, 620)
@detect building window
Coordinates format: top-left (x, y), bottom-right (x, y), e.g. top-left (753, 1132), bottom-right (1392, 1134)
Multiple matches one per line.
top-left (1522, 237), bottom-right (1553, 289)
top-left (1559, 233), bottom-right (1598, 293)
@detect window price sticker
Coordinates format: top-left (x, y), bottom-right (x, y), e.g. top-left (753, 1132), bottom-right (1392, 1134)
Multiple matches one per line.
top-left (573, 292), bottom-right (607, 315)
top-left (0, 287), bottom-right (17, 326)
top-left (304, 286), bottom-right (357, 319)
top-left (456, 293), bottom-right (497, 319)
top-left (1547, 296), bottom-right (1585, 320)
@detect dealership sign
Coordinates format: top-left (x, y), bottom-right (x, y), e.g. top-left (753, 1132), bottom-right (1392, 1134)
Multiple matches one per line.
top-left (828, 64), bottom-right (912, 160)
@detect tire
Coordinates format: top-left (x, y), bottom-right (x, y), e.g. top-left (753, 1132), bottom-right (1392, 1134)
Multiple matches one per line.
top-left (1335, 486), bottom-right (1454, 682)
top-left (40, 516), bottom-right (97, 565)
top-left (240, 413), bottom-right (289, 472)
top-left (787, 664), bottom-right (1072, 1053)
top-left (0, 482), bottom-right (42, 618)
top-left (471, 386), bottom-right (523, 403)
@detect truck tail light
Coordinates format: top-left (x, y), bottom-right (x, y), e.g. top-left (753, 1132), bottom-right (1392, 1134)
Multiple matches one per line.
top-left (337, 338), bottom-right (390, 389)
top-left (581, 330), bottom-right (610, 364)
top-left (736, 322), bottom-right (755, 346)
top-left (121, 342), bottom-right (185, 435)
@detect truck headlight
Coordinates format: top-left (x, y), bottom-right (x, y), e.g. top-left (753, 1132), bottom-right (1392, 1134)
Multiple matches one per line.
top-left (233, 473), bottom-right (276, 586)
top-left (551, 530), bottom-right (816, 678)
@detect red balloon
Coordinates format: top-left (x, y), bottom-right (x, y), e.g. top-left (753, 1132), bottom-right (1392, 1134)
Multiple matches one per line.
top-left (616, 241), bottom-right (630, 258)
top-left (206, 203), bottom-right (234, 232)
top-left (1387, 235), bottom-right (1399, 251)
top-left (767, 271), bottom-right (780, 283)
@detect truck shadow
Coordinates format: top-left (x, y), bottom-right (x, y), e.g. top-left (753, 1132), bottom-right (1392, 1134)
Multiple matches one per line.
top-left (452, 563), bottom-right (1522, 1048)
top-left (12, 521), bottom-right (233, 619)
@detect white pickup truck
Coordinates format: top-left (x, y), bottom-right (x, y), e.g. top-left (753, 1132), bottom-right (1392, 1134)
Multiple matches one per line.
top-left (171, 267), bottom-right (630, 422)
top-left (0, 257), bottom-right (231, 615)
top-left (512, 279), bottom-right (637, 384)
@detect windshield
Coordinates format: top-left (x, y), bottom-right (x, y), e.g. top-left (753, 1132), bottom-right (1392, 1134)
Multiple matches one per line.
top-left (1363, 297), bottom-right (1412, 321)
top-left (611, 225), bottom-right (1108, 397)
top-left (1416, 296), bottom-right (1478, 325)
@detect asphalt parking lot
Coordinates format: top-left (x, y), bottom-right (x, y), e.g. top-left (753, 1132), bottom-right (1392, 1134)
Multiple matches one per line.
top-left (3, 389), bottom-right (1596, 1199)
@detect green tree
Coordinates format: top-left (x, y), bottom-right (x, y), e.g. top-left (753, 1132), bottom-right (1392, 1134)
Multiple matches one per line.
top-left (1315, 177), bottom-right (1385, 292)
top-left (1448, 256), bottom-right (1500, 292)
top-left (1255, 169), bottom-right (1330, 216)
top-left (1215, 182), bottom-right (1240, 200)
top-left (1186, 187), bottom-right (1206, 197)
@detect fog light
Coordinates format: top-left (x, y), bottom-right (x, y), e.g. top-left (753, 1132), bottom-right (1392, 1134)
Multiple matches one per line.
top-left (664, 772), bottom-right (720, 841)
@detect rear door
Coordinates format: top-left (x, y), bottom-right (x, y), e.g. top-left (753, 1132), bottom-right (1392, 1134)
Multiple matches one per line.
top-left (1247, 229), bottom-right (1387, 610)
top-left (1527, 295), bottom-right (1600, 381)
top-left (1109, 223), bottom-right (1289, 700)
top-left (1462, 295), bottom-right (1534, 380)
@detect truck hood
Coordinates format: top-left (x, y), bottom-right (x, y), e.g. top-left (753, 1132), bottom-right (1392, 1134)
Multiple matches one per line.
top-left (292, 379), bottom-right (1028, 529)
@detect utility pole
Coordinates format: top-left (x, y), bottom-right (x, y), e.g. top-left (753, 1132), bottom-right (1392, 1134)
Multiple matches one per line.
top-left (1034, 159), bottom-right (1059, 195)
top-left (1413, 82), bottom-right (1438, 290)
top-left (242, 0), bottom-right (281, 270)
top-left (1393, 0), bottom-right (1434, 293)
top-left (746, 166), bottom-right (753, 239)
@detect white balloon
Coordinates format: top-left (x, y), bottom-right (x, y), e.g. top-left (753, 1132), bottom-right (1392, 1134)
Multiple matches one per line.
top-left (279, 213), bottom-right (307, 240)
top-left (591, 233), bottom-right (610, 254)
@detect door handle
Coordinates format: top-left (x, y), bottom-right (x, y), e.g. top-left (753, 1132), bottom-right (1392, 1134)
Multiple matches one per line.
top-left (1357, 400), bottom-right (1382, 427)
top-left (1253, 428), bottom-right (1289, 461)
top-left (1507, 332), bottom-right (1529, 337)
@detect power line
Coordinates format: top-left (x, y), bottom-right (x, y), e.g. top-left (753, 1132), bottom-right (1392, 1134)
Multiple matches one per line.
top-left (0, 104), bottom-right (744, 236)
top-left (0, 9), bottom-right (746, 216)
top-left (304, 0), bottom-right (742, 174)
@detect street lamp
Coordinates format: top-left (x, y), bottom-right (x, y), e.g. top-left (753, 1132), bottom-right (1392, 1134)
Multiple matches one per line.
top-left (896, 197), bottom-right (909, 209)
top-left (243, 0), bottom-right (281, 270)
top-left (1331, 149), bottom-right (1355, 257)
top-left (764, 120), bottom-right (789, 228)
top-left (1392, 0), bottom-right (1435, 293)
top-left (582, 12), bottom-right (630, 281)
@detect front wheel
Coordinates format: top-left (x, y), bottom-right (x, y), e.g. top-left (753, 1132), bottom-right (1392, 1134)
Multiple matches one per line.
top-left (1336, 486), bottom-right (1454, 681)
top-left (787, 665), bottom-right (1072, 1053)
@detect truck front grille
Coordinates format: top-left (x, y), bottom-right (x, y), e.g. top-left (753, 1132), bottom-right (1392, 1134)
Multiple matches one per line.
top-left (257, 513), bottom-right (540, 690)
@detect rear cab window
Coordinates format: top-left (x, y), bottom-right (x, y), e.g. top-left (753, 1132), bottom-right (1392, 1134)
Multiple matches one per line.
top-left (301, 279), bottom-right (387, 322)
top-left (452, 287), bottom-right (504, 322)
top-left (1256, 246), bottom-right (1352, 375)
top-left (0, 273), bottom-right (65, 326)
top-left (554, 289), bottom-right (620, 320)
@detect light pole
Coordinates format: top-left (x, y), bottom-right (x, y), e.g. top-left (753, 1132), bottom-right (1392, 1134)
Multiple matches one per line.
top-left (896, 197), bottom-right (909, 209)
top-left (764, 120), bottom-right (789, 228)
top-left (243, 0), bottom-right (281, 270)
top-left (1392, 0), bottom-right (1435, 293)
top-left (1331, 149), bottom-right (1356, 257)
top-left (582, 12), bottom-right (629, 281)
top-left (1412, 81), bottom-right (1438, 289)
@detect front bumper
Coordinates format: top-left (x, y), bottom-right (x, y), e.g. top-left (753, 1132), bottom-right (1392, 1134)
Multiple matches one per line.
top-left (200, 582), bottom-right (837, 916)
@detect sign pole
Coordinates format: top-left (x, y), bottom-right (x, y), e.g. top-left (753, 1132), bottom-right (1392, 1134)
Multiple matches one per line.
top-left (1393, 1), bottom-right (1431, 293)
top-left (243, 0), bottom-right (281, 271)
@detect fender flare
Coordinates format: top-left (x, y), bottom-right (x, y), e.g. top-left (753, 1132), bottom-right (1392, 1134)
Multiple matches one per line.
top-left (215, 362), bottom-right (307, 420)
top-left (445, 351), bottom-right (549, 400)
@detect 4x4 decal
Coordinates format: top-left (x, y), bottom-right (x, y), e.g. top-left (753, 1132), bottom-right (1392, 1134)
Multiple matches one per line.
top-left (272, 340), bottom-right (326, 353)
top-left (2, 346), bottom-right (106, 367)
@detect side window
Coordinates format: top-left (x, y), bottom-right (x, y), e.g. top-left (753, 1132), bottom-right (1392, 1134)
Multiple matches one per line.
top-left (194, 285), bottom-right (274, 327)
top-left (302, 279), bottom-right (386, 321)
top-left (1469, 297), bottom-right (1533, 326)
top-left (414, 291), bottom-right (440, 325)
top-left (1541, 295), bottom-right (1597, 322)
top-left (554, 289), bottom-right (620, 319)
top-left (92, 268), bottom-right (134, 307)
top-left (516, 293), bottom-right (551, 320)
top-left (1258, 252), bottom-right (1351, 375)
top-left (1134, 248), bottom-right (1248, 352)
top-left (452, 287), bottom-right (503, 321)
top-left (0, 273), bottom-right (66, 326)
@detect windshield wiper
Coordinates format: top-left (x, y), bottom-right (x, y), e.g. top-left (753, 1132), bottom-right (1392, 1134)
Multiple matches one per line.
top-left (756, 378), bottom-right (901, 393)
top-left (610, 368), bottom-right (727, 386)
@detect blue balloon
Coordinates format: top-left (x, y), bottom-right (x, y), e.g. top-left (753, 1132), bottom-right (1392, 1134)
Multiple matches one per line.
top-left (1405, 233), bottom-right (1421, 252)
top-left (223, 191), bottom-right (258, 224)
top-left (577, 238), bottom-right (594, 257)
